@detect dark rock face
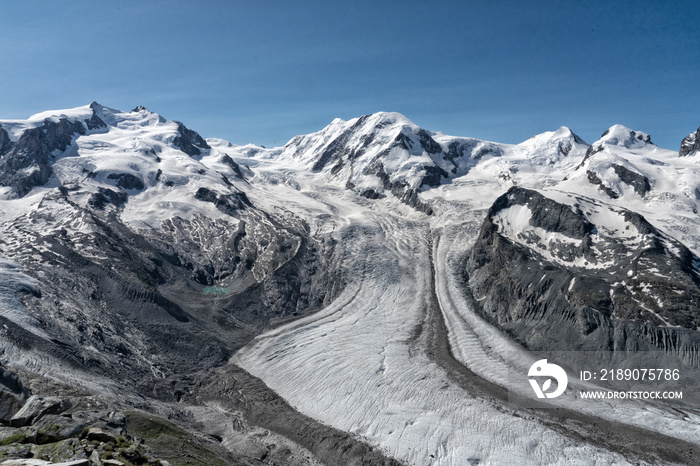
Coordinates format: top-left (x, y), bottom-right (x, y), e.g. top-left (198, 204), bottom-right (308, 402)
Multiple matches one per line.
top-left (173, 122), bottom-right (211, 157)
top-left (489, 187), bottom-right (594, 239)
top-left (9, 395), bottom-right (71, 427)
top-left (194, 187), bottom-right (252, 215)
top-left (88, 187), bottom-right (129, 210)
top-left (220, 154), bottom-right (245, 179)
top-left (472, 143), bottom-right (503, 160)
top-left (680, 127), bottom-right (700, 157)
top-left (466, 187), bottom-right (700, 361)
top-left (86, 102), bottom-right (108, 130)
top-left (612, 164), bottom-right (651, 196)
top-left (0, 125), bottom-right (12, 155)
top-left (360, 188), bottom-right (385, 199)
top-left (420, 165), bottom-right (450, 188)
top-left (586, 170), bottom-right (619, 199)
top-left (0, 107), bottom-right (107, 197)
top-left (106, 172), bottom-right (145, 190)
top-left (580, 144), bottom-right (604, 166)
top-left (366, 162), bottom-right (434, 215)
top-left (309, 115), bottom-right (372, 172)
top-left (585, 165), bottom-right (650, 198)
top-left (0, 118), bottom-right (86, 197)
top-left (444, 140), bottom-right (472, 166)
top-left (0, 365), bottom-right (30, 423)
top-left (417, 129), bottom-right (442, 154)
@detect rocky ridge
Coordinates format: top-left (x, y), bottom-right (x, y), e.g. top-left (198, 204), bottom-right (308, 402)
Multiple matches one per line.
top-left (680, 127), bottom-right (700, 157)
top-left (466, 186), bottom-right (700, 362)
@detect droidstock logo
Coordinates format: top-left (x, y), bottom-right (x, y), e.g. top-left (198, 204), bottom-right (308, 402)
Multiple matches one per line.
top-left (528, 359), bottom-right (568, 398)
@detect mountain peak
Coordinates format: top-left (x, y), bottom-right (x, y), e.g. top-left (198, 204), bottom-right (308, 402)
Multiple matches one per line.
top-left (679, 127), bottom-right (700, 157)
top-left (552, 126), bottom-right (587, 143)
top-left (362, 111), bottom-right (416, 127)
top-left (521, 126), bottom-right (587, 146)
top-left (518, 126), bottom-right (588, 161)
top-left (28, 103), bottom-right (95, 122)
top-left (597, 124), bottom-right (653, 147)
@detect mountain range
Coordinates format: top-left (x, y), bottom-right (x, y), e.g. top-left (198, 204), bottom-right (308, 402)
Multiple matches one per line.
top-left (0, 103), bottom-right (699, 465)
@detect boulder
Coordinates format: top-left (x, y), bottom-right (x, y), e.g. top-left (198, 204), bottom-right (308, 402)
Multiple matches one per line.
top-left (9, 396), bottom-right (71, 428)
top-left (85, 427), bottom-right (116, 443)
top-left (101, 460), bottom-right (125, 466)
top-left (33, 414), bottom-right (86, 442)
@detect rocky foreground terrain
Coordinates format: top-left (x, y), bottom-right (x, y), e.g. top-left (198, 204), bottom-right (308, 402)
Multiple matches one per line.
top-left (1, 103), bottom-right (700, 465)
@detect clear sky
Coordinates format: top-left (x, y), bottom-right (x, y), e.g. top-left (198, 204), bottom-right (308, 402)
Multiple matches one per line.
top-left (0, 1), bottom-right (698, 149)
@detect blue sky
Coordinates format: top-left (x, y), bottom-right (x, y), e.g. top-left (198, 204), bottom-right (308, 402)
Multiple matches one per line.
top-left (0, 1), bottom-right (698, 149)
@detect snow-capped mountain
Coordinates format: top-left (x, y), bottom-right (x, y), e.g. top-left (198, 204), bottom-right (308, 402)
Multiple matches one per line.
top-left (245, 112), bottom-right (589, 214)
top-left (1, 103), bottom-right (699, 465)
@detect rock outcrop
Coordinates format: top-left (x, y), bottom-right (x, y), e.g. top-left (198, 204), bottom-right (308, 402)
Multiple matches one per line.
top-left (466, 187), bottom-right (700, 362)
top-left (680, 127), bottom-right (700, 157)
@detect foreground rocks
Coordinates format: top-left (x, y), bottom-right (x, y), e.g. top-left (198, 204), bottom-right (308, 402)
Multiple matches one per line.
top-left (0, 397), bottom-right (167, 465)
top-left (0, 359), bottom-right (401, 466)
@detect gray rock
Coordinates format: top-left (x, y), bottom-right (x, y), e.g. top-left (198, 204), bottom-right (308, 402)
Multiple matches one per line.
top-left (419, 165), bottom-right (449, 188)
top-left (88, 450), bottom-right (101, 466)
top-left (194, 187), bottom-right (252, 215)
top-left (0, 460), bottom-right (48, 465)
top-left (0, 118), bottom-right (86, 198)
top-left (172, 122), bottom-right (210, 156)
top-left (69, 411), bottom-right (126, 437)
top-left (87, 188), bottom-right (127, 209)
top-left (9, 396), bottom-right (71, 427)
top-left (366, 162), bottom-right (433, 215)
top-left (587, 170), bottom-right (619, 198)
top-left (680, 127), bottom-right (700, 157)
top-left (0, 125), bottom-right (12, 155)
top-left (100, 460), bottom-right (124, 466)
top-left (219, 154), bottom-right (245, 179)
top-left (0, 366), bottom-right (30, 423)
top-left (86, 102), bottom-right (108, 131)
top-left (32, 414), bottom-right (86, 441)
top-left (85, 427), bottom-right (116, 443)
top-left (611, 164), bottom-right (651, 196)
top-left (487, 187), bottom-right (594, 240)
top-left (105, 173), bottom-right (144, 191)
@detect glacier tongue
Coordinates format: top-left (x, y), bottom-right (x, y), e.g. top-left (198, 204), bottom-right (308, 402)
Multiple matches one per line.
top-left (233, 180), bottom-right (634, 465)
